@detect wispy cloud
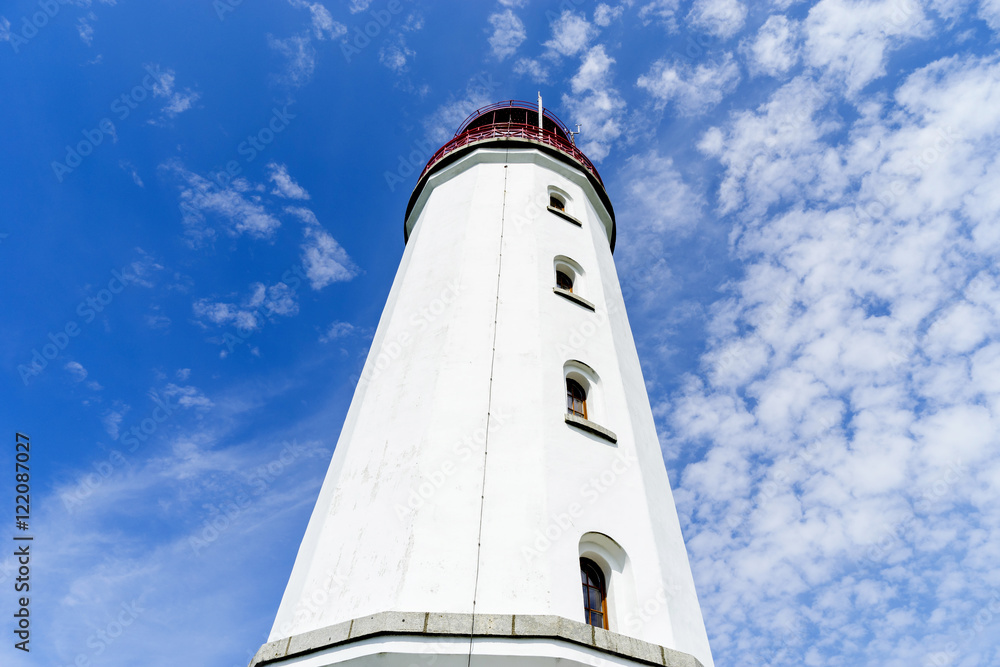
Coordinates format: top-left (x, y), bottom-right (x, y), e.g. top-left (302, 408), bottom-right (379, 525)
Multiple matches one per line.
top-left (66, 361), bottom-right (89, 382)
top-left (300, 228), bottom-right (359, 289)
top-left (145, 64), bottom-right (200, 121)
top-left (319, 321), bottom-right (357, 343)
top-left (193, 282), bottom-right (299, 332)
top-left (164, 161), bottom-right (281, 244)
top-left (268, 33), bottom-right (317, 87)
top-left (379, 33), bottom-right (415, 74)
top-left (267, 162), bottom-right (311, 199)
top-left (287, 0), bottom-right (346, 40)
top-left (77, 12), bottom-right (97, 45)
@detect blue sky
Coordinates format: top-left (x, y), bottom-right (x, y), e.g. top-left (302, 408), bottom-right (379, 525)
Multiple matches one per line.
top-left (3, 0), bottom-right (1000, 665)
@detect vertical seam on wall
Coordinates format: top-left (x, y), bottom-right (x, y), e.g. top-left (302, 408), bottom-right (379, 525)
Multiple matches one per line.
top-left (467, 149), bottom-right (510, 667)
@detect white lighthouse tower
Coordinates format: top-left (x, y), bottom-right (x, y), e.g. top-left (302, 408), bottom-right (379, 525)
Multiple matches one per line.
top-left (250, 100), bottom-right (714, 667)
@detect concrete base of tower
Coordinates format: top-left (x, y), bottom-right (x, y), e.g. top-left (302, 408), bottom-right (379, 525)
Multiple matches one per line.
top-left (250, 612), bottom-right (704, 667)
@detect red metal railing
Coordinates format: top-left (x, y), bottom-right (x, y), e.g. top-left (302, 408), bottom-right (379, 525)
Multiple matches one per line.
top-left (456, 99), bottom-right (571, 135)
top-left (418, 122), bottom-right (604, 187)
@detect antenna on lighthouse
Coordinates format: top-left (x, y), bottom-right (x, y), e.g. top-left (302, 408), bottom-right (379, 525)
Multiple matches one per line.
top-left (568, 124), bottom-right (583, 146)
top-left (537, 91), bottom-right (543, 129)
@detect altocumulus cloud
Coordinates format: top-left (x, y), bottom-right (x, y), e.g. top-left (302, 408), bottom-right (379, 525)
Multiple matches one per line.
top-left (663, 47), bottom-right (1000, 667)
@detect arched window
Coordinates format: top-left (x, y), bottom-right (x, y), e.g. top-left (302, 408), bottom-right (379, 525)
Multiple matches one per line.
top-left (566, 378), bottom-right (587, 419)
top-left (581, 558), bottom-right (608, 629)
top-left (556, 269), bottom-right (574, 292)
top-left (549, 194), bottom-right (566, 211)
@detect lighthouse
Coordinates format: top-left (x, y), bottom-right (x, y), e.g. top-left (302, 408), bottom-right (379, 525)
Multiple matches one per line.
top-left (250, 100), bottom-right (714, 667)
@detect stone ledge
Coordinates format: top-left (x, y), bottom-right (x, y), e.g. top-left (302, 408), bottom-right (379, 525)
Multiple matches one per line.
top-left (547, 205), bottom-right (583, 226)
top-left (552, 287), bottom-right (597, 311)
top-left (250, 611), bottom-right (702, 667)
top-left (565, 413), bottom-right (618, 443)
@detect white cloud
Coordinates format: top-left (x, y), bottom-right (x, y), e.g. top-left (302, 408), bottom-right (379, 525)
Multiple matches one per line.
top-left (803, 0), bottom-right (932, 95)
top-left (268, 33), bottom-right (317, 87)
top-left (637, 53), bottom-right (742, 116)
top-left (193, 280), bottom-right (301, 332)
top-left (284, 205), bottom-right (359, 289)
top-left (287, 0), bottom-right (346, 40)
top-left (77, 13), bottom-right (96, 45)
top-left (514, 57), bottom-right (549, 82)
top-left (65, 361), bottom-right (88, 382)
top-left (561, 45), bottom-right (627, 161)
top-left (301, 226), bottom-right (358, 289)
top-left (744, 14), bottom-right (801, 77)
top-left (424, 75), bottom-right (505, 143)
top-left (544, 11), bottom-right (597, 57)
top-left (267, 163), bottom-right (311, 200)
top-left (348, 0), bottom-right (373, 13)
top-left (120, 160), bottom-right (144, 187)
top-left (488, 9), bottom-right (526, 60)
top-left (615, 152), bottom-right (706, 301)
top-left (165, 161), bottom-right (281, 244)
top-left (698, 76), bottom-right (838, 215)
top-left (162, 384), bottom-right (214, 410)
top-left (378, 34), bottom-right (415, 73)
top-left (319, 321), bottom-right (356, 343)
top-left (145, 64), bottom-right (200, 119)
top-left (0, 17), bottom-right (10, 43)
top-left (980, 0), bottom-right (1000, 31)
top-left (687, 0), bottom-right (748, 39)
top-left (102, 408), bottom-right (127, 440)
top-left (676, 52), bottom-right (1000, 665)
top-left (638, 0), bottom-right (681, 26)
top-left (594, 3), bottom-right (625, 26)
top-left (36, 404), bottom-right (330, 667)
top-left (125, 248), bottom-right (165, 288)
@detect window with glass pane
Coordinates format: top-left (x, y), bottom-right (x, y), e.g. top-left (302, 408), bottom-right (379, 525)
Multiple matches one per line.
top-left (566, 378), bottom-right (587, 419)
top-left (580, 558), bottom-right (607, 629)
top-left (556, 270), bottom-right (574, 292)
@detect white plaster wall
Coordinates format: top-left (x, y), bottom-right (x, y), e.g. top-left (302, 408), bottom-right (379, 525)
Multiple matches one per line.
top-left (269, 147), bottom-right (713, 667)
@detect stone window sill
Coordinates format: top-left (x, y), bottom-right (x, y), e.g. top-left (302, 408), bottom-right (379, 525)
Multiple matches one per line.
top-left (565, 414), bottom-right (618, 444)
top-left (547, 206), bottom-right (582, 227)
top-left (552, 287), bottom-right (596, 311)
